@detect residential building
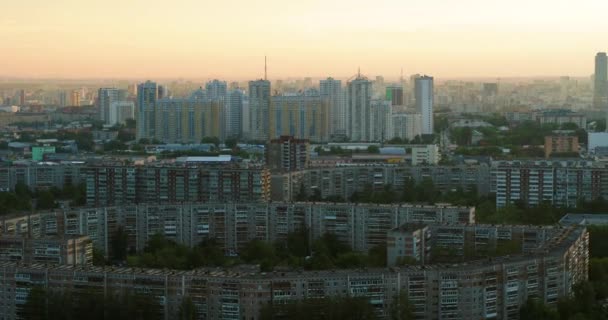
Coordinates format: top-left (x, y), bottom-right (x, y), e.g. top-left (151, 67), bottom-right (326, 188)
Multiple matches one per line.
top-left (267, 136), bottom-right (309, 172)
top-left (320, 77), bottom-right (345, 136)
top-left (347, 75), bottom-right (372, 141)
top-left (70, 90), bottom-right (80, 107)
top-left (544, 131), bottom-right (579, 158)
top-left (415, 76), bottom-right (434, 135)
top-left (137, 81), bottom-right (157, 141)
top-left (0, 223), bottom-right (587, 320)
top-left (386, 85), bottom-right (404, 106)
top-left (154, 98), bottom-right (224, 143)
top-left (269, 94), bottom-right (329, 142)
top-left (249, 80), bottom-right (271, 141)
top-left (108, 101), bottom-right (135, 126)
top-left (411, 145), bottom-right (440, 165)
top-left (97, 88), bottom-right (121, 124)
top-left (588, 132), bottom-right (608, 155)
top-left (226, 88), bottom-right (245, 138)
top-left (0, 235), bottom-right (92, 266)
top-left (493, 160), bottom-right (608, 208)
top-left (205, 79), bottom-right (228, 100)
top-left (534, 109), bottom-right (586, 128)
top-left (392, 113), bottom-right (422, 141)
top-left (370, 99), bottom-right (392, 142)
top-left (594, 52), bottom-right (608, 109)
top-left (386, 223), bottom-right (429, 266)
top-left (82, 165), bottom-right (271, 206)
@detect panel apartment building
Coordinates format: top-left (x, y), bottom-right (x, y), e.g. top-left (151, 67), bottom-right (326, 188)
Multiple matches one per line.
top-left (83, 164), bottom-right (271, 206)
top-left (493, 160), bottom-right (608, 208)
top-left (0, 225), bottom-right (588, 320)
top-left (0, 202), bottom-right (474, 257)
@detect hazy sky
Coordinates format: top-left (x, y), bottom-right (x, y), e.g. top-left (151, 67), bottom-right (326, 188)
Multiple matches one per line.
top-left (3, 0), bottom-right (608, 79)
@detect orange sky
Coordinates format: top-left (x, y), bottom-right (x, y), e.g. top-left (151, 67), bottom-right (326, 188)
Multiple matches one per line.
top-left (2, 0), bottom-right (608, 79)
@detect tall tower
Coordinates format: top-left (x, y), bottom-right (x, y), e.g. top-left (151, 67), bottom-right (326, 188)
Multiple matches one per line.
top-left (98, 88), bottom-right (120, 124)
top-left (594, 52), bottom-right (608, 109)
top-left (205, 80), bottom-right (228, 100)
top-left (226, 88), bottom-right (245, 138)
top-left (320, 78), bottom-right (345, 137)
top-left (70, 90), bottom-right (81, 107)
top-left (347, 73), bottom-right (372, 141)
top-left (137, 81), bottom-right (157, 141)
top-left (249, 80), bottom-right (271, 141)
top-left (415, 75), bottom-right (434, 135)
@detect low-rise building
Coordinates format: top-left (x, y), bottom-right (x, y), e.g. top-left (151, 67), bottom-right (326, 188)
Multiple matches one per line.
top-left (411, 145), bottom-right (440, 165)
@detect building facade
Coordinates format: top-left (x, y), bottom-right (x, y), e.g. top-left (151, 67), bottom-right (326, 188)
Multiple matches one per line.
top-left (415, 76), bottom-right (434, 135)
top-left (347, 76), bottom-right (372, 141)
top-left (594, 52), bottom-right (608, 109)
top-left (136, 81), bottom-right (158, 141)
top-left (269, 94), bottom-right (329, 142)
top-left (249, 80), bottom-right (271, 141)
top-left (544, 132), bottom-right (579, 158)
top-left (266, 136), bottom-right (309, 172)
top-left (0, 235), bottom-right (92, 266)
top-left (108, 101), bottom-right (135, 126)
top-left (392, 113), bottom-right (422, 141)
top-left (0, 224), bottom-right (588, 320)
top-left (320, 78), bottom-right (345, 136)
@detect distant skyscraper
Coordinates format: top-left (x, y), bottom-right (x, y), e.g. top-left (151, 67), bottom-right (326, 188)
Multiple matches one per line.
top-left (18, 90), bottom-right (25, 106)
top-left (97, 88), bottom-right (121, 124)
top-left (70, 90), bottom-right (81, 107)
top-left (594, 52), bottom-right (608, 109)
top-left (226, 89), bottom-right (244, 138)
top-left (320, 78), bottom-right (345, 136)
top-left (157, 85), bottom-right (169, 100)
top-left (415, 76), bottom-right (434, 135)
top-left (137, 81), bottom-right (157, 141)
top-left (155, 98), bottom-right (223, 143)
top-left (249, 80), bottom-right (271, 141)
top-left (386, 85), bottom-right (404, 106)
top-left (206, 80), bottom-right (228, 100)
top-left (347, 75), bottom-right (372, 141)
top-left (58, 91), bottom-right (67, 107)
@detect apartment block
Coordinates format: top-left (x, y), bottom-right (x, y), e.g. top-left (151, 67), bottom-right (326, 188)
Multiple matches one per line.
top-left (0, 202), bottom-right (474, 257)
top-left (83, 165), bottom-right (271, 206)
top-left (0, 226), bottom-right (588, 320)
top-left (0, 235), bottom-right (92, 266)
top-left (493, 160), bottom-right (608, 208)
top-left (266, 136), bottom-right (309, 172)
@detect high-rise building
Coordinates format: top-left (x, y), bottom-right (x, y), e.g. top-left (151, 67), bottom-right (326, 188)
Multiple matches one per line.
top-left (347, 75), bottom-right (372, 141)
top-left (320, 78), bottom-right (345, 136)
top-left (249, 80), bottom-right (271, 141)
top-left (97, 88), bottom-right (121, 124)
top-left (266, 136), bottom-right (309, 172)
top-left (19, 90), bottom-right (25, 106)
top-left (154, 98), bottom-right (224, 143)
top-left (205, 79), bottom-right (228, 100)
top-left (58, 91), bottom-right (67, 107)
top-left (137, 81), bottom-right (157, 141)
top-left (157, 85), bottom-right (169, 99)
top-left (415, 75), bottom-right (434, 135)
top-left (386, 85), bottom-right (404, 106)
top-left (70, 90), bottom-right (81, 107)
top-left (594, 52), bottom-right (608, 109)
top-left (109, 101), bottom-right (135, 126)
top-left (226, 88), bottom-right (244, 138)
top-left (370, 99), bottom-right (392, 142)
top-left (269, 93), bottom-right (329, 142)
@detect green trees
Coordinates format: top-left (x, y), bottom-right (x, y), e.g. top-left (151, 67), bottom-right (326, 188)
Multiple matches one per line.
top-left (389, 292), bottom-right (415, 320)
top-left (111, 226), bottom-right (129, 262)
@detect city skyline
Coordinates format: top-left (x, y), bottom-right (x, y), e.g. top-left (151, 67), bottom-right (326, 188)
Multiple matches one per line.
top-left (3, 0), bottom-right (608, 79)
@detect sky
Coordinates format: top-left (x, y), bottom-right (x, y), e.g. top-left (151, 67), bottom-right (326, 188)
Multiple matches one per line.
top-left (2, 0), bottom-right (608, 80)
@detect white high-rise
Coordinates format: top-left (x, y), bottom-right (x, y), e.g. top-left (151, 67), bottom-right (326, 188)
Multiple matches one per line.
top-left (370, 100), bottom-right (392, 142)
top-left (347, 75), bottom-right (372, 141)
top-left (415, 76), bottom-right (434, 135)
top-left (205, 80), bottom-right (228, 100)
top-left (98, 88), bottom-right (121, 124)
top-left (320, 78), bottom-right (345, 136)
top-left (392, 113), bottom-right (422, 141)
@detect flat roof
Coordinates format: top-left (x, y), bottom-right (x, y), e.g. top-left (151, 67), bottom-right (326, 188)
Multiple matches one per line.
top-left (559, 213), bottom-right (608, 226)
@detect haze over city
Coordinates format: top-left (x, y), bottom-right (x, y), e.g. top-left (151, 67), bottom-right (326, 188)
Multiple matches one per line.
top-left (3, 0), bottom-right (608, 79)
